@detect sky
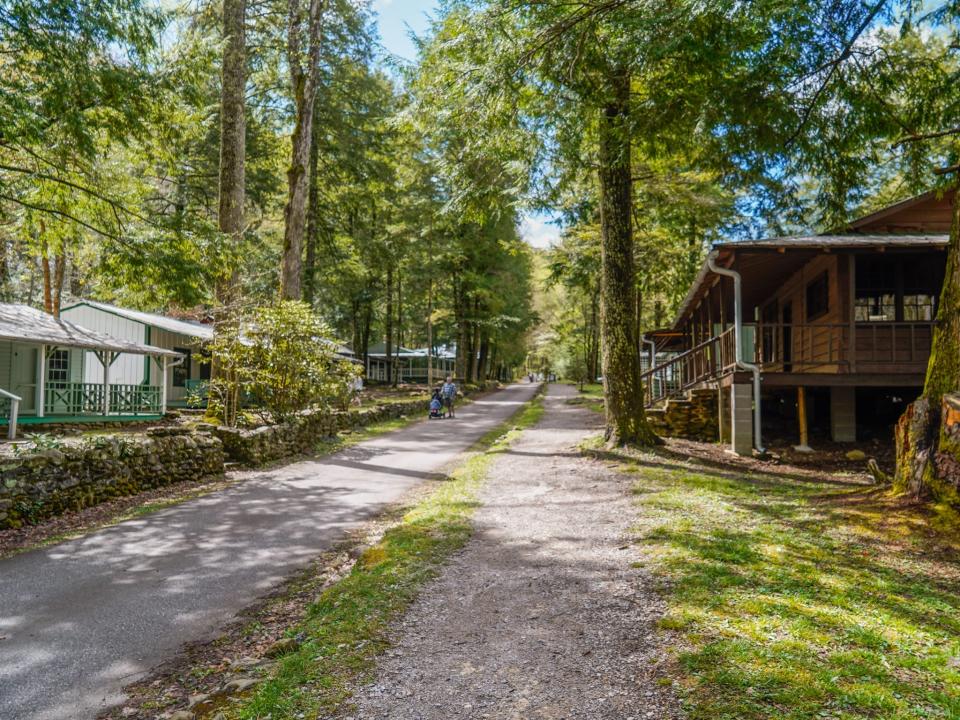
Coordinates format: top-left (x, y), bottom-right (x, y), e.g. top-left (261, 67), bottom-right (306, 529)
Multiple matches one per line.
top-left (372, 0), bottom-right (563, 250)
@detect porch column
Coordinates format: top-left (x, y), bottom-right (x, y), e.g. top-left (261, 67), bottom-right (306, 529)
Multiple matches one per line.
top-left (730, 382), bottom-right (753, 455)
top-left (795, 387), bottom-right (813, 452)
top-left (830, 386), bottom-right (856, 442)
top-left (36, 344), bottom-right (46, 418)
top-left (102, 352), bottom-right (110, 415)
top-left (160, 356), bottom-right (168, 413)
top-left (717, 385), bottom-right (731, 444)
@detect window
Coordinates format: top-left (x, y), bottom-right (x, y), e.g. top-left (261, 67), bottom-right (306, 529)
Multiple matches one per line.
top-left (47, 349), bottom-right (69, 385)
top-left (855, 257), bottom-right (896, 321)
top-left (173, 348), bottom-right (191, 387)
top-left (902, 261), bottom-right (936, 321)
top-left (855, 256), bottom-right (938, 322)
top-left (805, 272), bottom-right (829, 320)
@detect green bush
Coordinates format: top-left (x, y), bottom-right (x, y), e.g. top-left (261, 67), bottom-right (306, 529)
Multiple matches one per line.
top-left (209, 301), bottom-right (360, 426)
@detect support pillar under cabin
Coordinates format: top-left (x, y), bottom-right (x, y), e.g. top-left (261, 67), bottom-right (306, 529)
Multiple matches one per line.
top-left (717, 385), bottom-right (731, 444)
top-left (730, 383), bottom-right (753, 455)
top-left (830, 386), bottom-right (856, 442)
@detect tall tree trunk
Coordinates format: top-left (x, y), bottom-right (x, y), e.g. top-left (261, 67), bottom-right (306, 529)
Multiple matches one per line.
top-left (40, 230), bottom-right (52, 315)
top-left (216, 0), bottom-right (246, 309)
top-left (279, 0), bottom-right (325, 300)
top-left (303, 117), bottom-right (321, 304)
top-left (597, 69), bottom-right (658, 446)
top-left (427, 275), bottom-right (434, 387)
top-left (214, 0), bottom-right (246, 426)
top-left (51, 250), bottom-right (66, 317)
top-left (470, 300), bottom-right (480, 382)
top-left (895, 186), bottom-right (960, 495)
top-left (361, 299), bottom-right (372, 366)
top-left (478, 333), bottom-right (490, 381)
top-left (385, 263), bottom-right (393, 384)
top-left (394, 267), bottom-right (402, 386)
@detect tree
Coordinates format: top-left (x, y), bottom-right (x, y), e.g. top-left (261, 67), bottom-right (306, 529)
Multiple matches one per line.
top-left (279, 0), bottom-right (327, 299)
top-left (216, 0), bottom-right (247, 309)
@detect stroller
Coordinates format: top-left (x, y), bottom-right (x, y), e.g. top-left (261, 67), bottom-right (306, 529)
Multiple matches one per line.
top-left (429, 389), bottom-right (445, 419)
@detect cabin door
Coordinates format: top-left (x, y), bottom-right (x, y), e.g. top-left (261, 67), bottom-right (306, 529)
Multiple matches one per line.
top-left (10, 343), bottom-right (37, 414)
top-left (782, 302), bottom-right (793, 372)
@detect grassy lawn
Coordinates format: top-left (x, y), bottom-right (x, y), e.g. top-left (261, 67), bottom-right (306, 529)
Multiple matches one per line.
top-left (217, 392), bottom-right (545, 719)
top-left (599, 446), bottom-right (960, 720)
top-left (564, 382), bottom-right (604, 413)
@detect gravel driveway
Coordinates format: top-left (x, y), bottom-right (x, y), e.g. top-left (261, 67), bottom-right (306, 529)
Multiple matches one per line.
top-left (346, 383), bottom-right (682, 720)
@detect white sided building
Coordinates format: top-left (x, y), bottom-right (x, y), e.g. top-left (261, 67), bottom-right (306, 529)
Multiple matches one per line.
top-left (60, 301), bottom-right (214, 406)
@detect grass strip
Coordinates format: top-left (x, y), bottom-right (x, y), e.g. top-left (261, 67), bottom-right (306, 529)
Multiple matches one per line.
top-left (598, 445), bottom-right (960, 720)
top-left (220, 391), bottom-right (545, 720)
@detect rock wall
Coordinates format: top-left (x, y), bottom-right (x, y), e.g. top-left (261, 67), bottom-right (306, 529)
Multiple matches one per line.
top-left (0, 427), bottom-right (224, 529)
top-left (212, 398), bottom-right (430, 467)
top-left (646, 388), bottom-right (719, 442)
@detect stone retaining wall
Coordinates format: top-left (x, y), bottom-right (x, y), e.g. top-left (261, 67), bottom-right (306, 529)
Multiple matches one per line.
top-left (212, 398), bottom-right (431, 467)
top-left (0, 386), bottom-right (495, 529)
top-left (0, 427), bottom-right (224, 529)
top-left (646, 388), bottom-right (719, 442)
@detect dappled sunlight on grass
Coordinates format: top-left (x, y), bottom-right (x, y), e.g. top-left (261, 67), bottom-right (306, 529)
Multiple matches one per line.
top-left (608, 449), bottom-right (960, 720)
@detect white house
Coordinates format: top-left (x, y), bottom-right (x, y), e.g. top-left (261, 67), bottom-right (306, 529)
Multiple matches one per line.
top-left (60, 301), bottom-right (213, 406)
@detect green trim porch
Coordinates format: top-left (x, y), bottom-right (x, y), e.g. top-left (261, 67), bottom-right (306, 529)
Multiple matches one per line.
top-left (0, 303), bottom-right (182, 437)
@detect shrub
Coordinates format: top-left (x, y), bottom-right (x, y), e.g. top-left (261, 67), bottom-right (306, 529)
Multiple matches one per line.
top-left (209, 301), bottom-right (360, 426)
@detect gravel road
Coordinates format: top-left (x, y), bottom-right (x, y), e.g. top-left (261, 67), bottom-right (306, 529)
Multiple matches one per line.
top-left (0, 383), bottom-right (539, 720)
top-left (347, 383), bottom-right (681, 720)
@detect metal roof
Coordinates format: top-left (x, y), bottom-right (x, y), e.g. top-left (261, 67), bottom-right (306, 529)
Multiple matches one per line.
top-left (671, 233), bottom-right (949, 330)
top-left (715, 234), bottom-right (948, 250)
top-left (60, 300), bottom-right (214, 340)
top-left (0, 304), bottom-right (182, 356)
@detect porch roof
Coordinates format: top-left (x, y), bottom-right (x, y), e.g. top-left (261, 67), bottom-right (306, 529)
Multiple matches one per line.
top-left (0, 304), bottom-right (182, 357)
top-left (671, 233), bottom-right (949, 331)
top-left (60, 299), bottom-right (214, 341)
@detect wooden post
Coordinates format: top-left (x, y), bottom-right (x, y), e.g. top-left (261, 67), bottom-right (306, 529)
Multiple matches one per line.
top-left (848, 254), bottom-right (856, 372)
top-left (795, 386), bottom-right (812, 452)
top-left (36, 344), bottom-right (46, 418)
top-left (160, 356), bottom-right (168, 413)
top-left (102, 351), bottom-right (111, 416)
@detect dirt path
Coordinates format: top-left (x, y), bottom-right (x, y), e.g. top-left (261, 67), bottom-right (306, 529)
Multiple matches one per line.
top-left (346, 383), bottom-right (681, 720)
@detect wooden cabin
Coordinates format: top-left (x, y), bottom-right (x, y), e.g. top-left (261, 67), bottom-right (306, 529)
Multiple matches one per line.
top-left (650, 190), bottom-right (952, 454)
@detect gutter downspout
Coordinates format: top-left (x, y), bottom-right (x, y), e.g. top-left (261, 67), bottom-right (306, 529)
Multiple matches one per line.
top-left (641, 336), bottom-right (656, 372)
top-left (706, 252), bottom-right (765, 454)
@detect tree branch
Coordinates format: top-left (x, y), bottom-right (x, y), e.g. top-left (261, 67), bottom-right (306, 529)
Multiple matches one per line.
top-left (785, 0), bottom-right (888, 148)
top-left (893, 126), bottom-right (960, 148)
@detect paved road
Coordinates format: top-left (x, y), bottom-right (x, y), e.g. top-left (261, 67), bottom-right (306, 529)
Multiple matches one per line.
top-left (0, 383), bottom-right (539, 720)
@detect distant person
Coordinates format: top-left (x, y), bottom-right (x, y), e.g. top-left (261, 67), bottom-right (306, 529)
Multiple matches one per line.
top-left (441, 376), bottom-right (458, 418)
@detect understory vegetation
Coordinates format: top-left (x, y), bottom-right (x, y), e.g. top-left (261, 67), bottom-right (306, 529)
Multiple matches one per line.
top-left (604, 447), bottom-right (960, 720)
top-left (215, 393), bottom-right (545, 719)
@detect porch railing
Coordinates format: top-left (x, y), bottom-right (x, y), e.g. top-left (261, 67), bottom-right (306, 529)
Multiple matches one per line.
top-left (640, 327), bottom-right (737, 407)
top-left (45, 382), bottom-right (162, 416)
top-left (0, 388), bottom-right (21, 439)
top-left (755, 321), bottom-right (933, 371)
